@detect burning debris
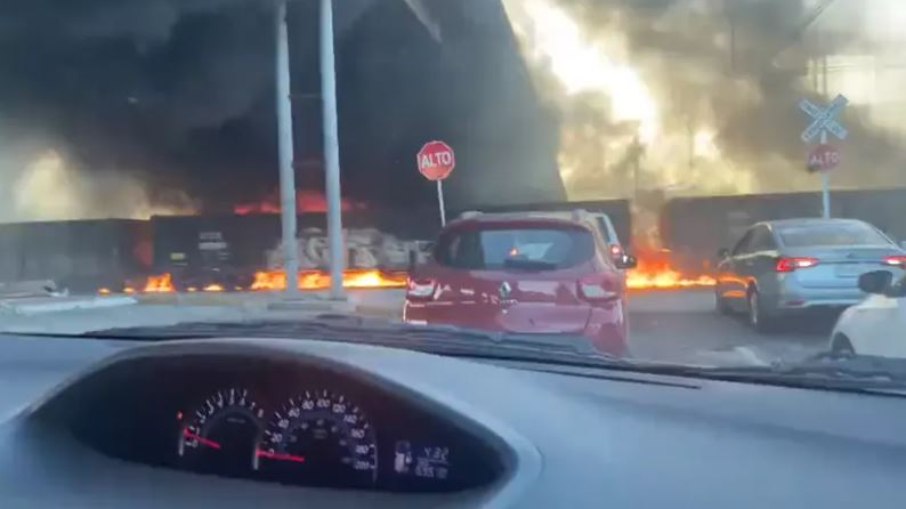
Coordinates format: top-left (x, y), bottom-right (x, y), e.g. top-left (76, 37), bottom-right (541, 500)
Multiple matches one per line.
top-left (626, 248), bottom-right (715, 290)
top-left (250, 269), bottom-right (407, 291)
top-left (233, 190), bottom-right (367, 216)
top-left (104, 269), bottom-right (407, 295)
top-left (143, 273), bottom-right (175, 293)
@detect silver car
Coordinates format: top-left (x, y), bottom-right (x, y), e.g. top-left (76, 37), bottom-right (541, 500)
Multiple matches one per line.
top-left (715, 218), bottom-right (906, 332)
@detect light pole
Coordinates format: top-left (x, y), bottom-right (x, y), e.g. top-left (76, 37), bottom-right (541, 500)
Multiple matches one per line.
top-left (273, 0), bottom-right (345, 300)
top-left (320, 0), bottom-right (346, 301)
top-left (275, 0), bottom-right (300, 295)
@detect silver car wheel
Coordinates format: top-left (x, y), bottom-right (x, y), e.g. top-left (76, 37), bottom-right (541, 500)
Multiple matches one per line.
top-left (748, 292), bottom-right (759, 327)
top-left (831, 335), bottom-right (856, 358)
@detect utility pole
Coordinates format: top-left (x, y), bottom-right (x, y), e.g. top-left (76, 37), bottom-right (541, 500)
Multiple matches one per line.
top-left (320, 0), bottom-right (346, 300)
top-left (275, 0), bottom-right (300, 295)
top-left (631, 135), bottom-right (642, 201)
top-left (726, 0), bottom-right (737, 74)
top-left (821, 52), bottom-right (830, 219)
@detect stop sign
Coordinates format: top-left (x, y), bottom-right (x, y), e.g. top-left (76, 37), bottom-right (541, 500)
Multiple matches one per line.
top-left (417, 141), bottom-right (456, 181)
top-left (807, 144), bottom-right (841, 172)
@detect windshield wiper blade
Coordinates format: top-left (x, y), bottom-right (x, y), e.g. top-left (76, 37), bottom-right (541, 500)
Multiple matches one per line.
top-left (644, 357), bottom-right (906, 393)
top-left (78, 314), bottom-right (629, 367)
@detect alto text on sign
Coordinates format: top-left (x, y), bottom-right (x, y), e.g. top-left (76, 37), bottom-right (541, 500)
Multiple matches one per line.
top-left (807, 144), bottom-right (841, 173)
top-left (417, 141), bottom-right (456, 181)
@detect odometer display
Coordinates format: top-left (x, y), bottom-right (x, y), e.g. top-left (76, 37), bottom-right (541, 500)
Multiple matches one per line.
top-left (255, 390), bottom-right (378, 487)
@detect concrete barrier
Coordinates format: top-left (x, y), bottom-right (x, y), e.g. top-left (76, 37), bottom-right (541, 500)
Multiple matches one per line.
top-left (0, 296), bottom-right (137, 315)
top-left (0, 280), bottom-right (60, 299)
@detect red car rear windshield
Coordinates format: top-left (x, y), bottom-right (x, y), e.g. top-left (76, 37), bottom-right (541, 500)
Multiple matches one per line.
top-left (435, 225), bottom-right (595, 270)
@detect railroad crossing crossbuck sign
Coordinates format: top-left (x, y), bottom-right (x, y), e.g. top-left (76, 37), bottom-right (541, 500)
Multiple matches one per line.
top-left (799, 93), bottom-right (849, 220)
top-left (799, 94), bottom-right (849, 144)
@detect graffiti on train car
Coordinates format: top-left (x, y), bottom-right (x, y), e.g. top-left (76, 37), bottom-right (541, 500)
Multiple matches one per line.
top-left (265, 228), bottom-right (432, 271)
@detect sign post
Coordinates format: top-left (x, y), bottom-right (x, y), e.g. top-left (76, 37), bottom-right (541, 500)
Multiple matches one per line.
top-left (436, 180), bottom-right (447, 226)
top-left (417, 141), bottom-right (456, 226)
top-left (799, 94), bottom-right (849, 219)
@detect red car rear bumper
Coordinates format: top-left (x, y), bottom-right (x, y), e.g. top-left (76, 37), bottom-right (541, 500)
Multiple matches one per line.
top-left (403, 301), bottom-right (629, 357)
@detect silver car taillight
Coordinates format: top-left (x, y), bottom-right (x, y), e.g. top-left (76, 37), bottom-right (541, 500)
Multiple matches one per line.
top-left (883, 255), bottom-right (906, 267)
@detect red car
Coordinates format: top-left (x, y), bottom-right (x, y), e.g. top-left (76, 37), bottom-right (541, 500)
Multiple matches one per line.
top-left (404, 210), bottom-right (634, 356)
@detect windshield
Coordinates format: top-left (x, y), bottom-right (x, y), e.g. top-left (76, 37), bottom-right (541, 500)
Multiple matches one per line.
top-left (778, 223), bottom-right (891, 247)
top-left (1, 0), bottom-right (905, 389)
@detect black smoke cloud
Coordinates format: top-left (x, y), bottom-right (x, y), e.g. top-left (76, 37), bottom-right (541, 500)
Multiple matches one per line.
top-left (0, 0), bottom-right (565, 219)
top-left (0, 0), bottom-right (280, 213)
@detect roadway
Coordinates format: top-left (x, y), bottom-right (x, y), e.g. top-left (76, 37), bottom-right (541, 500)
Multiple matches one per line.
top-left (0, 288), bottom-right (832, 368)
top-left (627, 289), bottom-right (831, 366)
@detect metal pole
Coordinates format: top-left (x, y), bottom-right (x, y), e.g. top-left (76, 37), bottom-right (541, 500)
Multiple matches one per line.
top-left (320, 0), bottom-right (346, 300)
top-left (275, 0), bottom-right (299, 295)
top-left (820, 130), bottom-right (830, 219)
top-left (436, 181), bottom-right (446, 226)
top-left (632, 136), bottom-right (641, 200)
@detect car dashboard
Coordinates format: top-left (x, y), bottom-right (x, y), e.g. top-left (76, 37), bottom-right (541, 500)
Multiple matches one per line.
top-left (33, 352), bottom-right (503, 493)
top-left (4, 335), bottom-right (906, 508)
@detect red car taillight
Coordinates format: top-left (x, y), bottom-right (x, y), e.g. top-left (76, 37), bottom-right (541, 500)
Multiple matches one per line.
top-left (577, 274), bottom-right (620, 302)
top-left (775, 257), bottom-right (819, 273)
top-left (406, 278), bottom-right (437, 300)
top-left (883, 255), bottom-right (906, 267)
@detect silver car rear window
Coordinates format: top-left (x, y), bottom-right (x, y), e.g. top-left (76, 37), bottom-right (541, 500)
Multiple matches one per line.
top-left (777, 223), bottom-right (889, 247)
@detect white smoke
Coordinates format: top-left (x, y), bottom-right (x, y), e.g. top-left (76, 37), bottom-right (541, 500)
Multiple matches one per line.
top-left (503, 0), bottom-right (906, 202)
top-left (1, 147), bottom-right (196, 223)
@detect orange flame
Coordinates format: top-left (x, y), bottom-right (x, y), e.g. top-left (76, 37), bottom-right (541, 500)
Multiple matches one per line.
top-left (626, 249), bottom-right (716, 290)
top-left (107, 249), bottom-right (708, 295)
top-left (144, 273), bottom-right (176, 293)
top-left (234, 190), bottom-right (366, 216)
top-left (251, 269), bottom-right (408, 291)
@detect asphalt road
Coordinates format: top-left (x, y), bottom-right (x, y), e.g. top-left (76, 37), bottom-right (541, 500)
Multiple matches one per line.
top-left (628, 289), bottom-right (833, 366)
top-left (0, 288), bottom-right (833, 370)
top-left (0, 288), bottom-right (838, 420)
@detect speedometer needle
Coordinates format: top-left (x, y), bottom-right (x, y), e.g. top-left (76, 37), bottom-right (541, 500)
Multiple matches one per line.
top-left (256, 450), bottom-right (306, 463)
top-left (183, 429), bottom-right (222, 450)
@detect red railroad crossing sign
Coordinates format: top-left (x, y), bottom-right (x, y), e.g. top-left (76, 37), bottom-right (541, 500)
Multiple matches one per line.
top-left (417, 141), bottom-right (456, 181)
top-left (807, 144), bottom-right (841, 173)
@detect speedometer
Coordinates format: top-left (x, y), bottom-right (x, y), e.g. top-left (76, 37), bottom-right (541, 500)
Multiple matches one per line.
top-left (254, 389), bottom-right (378, 487)
top-left (177, 388), bottom-right (264, 475)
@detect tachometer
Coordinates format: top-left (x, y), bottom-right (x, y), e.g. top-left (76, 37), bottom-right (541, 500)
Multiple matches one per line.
top-left (254, 389), bottom-right (378, 487)
top-left (177, 388), bottom-right (264, 474)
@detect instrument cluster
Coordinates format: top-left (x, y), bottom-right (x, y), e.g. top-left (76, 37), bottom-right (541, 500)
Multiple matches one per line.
top-left (40, 354), bottom-right (504, 492)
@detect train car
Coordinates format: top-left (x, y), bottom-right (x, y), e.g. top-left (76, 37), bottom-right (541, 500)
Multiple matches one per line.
top-left (450, 199), bottom-right (633, 249)
top-left (150, 207), bottom-right (441, 288)
top-left (151, 200), bottom-right (630, 288)
top-left (0, 219), bottom-right (151, 293)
